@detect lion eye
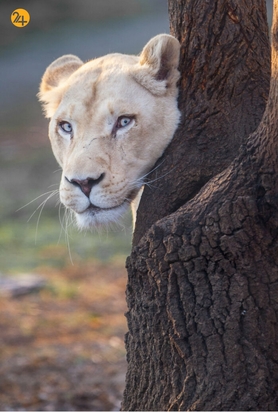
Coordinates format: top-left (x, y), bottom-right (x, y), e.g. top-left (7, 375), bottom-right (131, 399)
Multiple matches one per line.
top-left (59, 121), bottom-right (72, 134)
top-left (112, 115), bottom-right (135, 137)
top-left (117, 116), bottom-right (132, 128)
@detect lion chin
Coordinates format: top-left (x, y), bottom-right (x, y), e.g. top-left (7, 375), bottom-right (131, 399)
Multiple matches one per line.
top-left (38, 34), bottom-right (181, 229)
top-left (74, 202), bottom-right (130, 230)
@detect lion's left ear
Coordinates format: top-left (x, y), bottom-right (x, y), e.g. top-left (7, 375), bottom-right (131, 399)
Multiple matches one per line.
top-left (38, 54), bottom-right (83, 118)
top-left (133, 34), bottom-right (180, 96)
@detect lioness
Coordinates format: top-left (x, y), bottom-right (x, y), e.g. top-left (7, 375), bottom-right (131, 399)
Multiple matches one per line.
top-left (39, 34), bottom-right (180, 229)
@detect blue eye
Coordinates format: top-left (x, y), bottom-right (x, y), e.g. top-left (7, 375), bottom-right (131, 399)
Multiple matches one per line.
top-left (119, 117), bottom-right (131, 127)
top-left (59, 121), bottom-right (72, 134)
top-left (117, 116), bottom-right (132, 129)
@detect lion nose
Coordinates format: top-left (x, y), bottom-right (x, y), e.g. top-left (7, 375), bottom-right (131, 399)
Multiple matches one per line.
top-left (67, 174), bottom-right (105, 197)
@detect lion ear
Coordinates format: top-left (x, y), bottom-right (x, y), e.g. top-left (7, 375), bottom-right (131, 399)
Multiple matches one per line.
top-left (133, 34), bottom-right (180, 96)
top-left (38, 54), bottom-right (83, 118)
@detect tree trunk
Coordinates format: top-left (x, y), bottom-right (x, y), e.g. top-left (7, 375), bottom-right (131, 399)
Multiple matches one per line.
top-left (133, 0), bottom-right (270, 245)
top-left (122, 0), bottom-right (278, 410)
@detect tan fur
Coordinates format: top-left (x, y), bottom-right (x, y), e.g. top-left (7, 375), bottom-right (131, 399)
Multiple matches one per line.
top-left (38, 34), bottom-right (180, 229)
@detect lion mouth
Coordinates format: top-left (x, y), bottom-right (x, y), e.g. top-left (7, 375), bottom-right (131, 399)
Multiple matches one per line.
top-left (82, 189), bottom-right (138, 215)
top-left (72, 189), bottom-right (140, 229)
top-left (85, 202), bottom-right (126, 214)
top-left (83, 198), bottom-right (132, 216)
top-left (74, 199), bottom-right (131, 229)
top-left (87, 203), bottom-right (102, 213)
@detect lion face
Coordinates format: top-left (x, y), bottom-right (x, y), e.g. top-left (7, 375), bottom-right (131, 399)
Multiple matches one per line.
top-left (38, 34), bottom-right (180, 229)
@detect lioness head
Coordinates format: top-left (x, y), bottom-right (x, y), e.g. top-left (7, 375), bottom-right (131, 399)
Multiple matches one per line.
top-left (38, 34), bottom-right (180, 229)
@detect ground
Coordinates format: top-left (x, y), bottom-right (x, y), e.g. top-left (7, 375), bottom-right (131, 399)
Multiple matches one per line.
top-left (0, 261), bottom-right (127, 411)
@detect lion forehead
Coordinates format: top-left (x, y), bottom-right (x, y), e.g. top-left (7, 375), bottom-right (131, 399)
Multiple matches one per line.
top-left (67, 53), bottom-right (139, 94)
top-left (56, 63), bottom-right (158, 132)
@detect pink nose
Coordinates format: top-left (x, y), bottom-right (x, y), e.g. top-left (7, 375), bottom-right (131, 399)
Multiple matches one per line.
top-left (67, 174), bottom-right (105, 197)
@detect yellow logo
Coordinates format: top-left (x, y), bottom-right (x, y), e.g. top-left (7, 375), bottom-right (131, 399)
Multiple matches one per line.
top-left (11, 8), bottom-right (30, 28)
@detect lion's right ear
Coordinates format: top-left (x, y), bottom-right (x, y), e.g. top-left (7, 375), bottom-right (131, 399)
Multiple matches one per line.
top-left (38, 55), bottom-right (83, 118)
top-left (132, 34), bottom-right (180, 96)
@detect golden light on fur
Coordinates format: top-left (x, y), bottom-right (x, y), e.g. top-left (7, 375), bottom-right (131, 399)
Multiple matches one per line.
top-left (38, 34), bottom-right (181, 229)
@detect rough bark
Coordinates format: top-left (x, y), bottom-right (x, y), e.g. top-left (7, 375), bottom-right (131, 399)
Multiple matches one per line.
top-left (134, 0), bottom-right (270, 245)
top-left (122, 1), bottom-right (278, 411)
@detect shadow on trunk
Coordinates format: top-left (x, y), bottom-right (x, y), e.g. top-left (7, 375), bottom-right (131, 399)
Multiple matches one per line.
top-left (123, 0), bottom-right (278, 410)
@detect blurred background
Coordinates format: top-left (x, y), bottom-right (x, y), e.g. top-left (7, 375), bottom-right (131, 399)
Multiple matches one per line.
top-left (0, 1), bottom-right (170, 410)
top-left (0, 0), bottom-right (273, 410)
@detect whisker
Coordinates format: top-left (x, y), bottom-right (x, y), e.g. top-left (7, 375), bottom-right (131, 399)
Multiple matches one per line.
top-left (27, 190), bottom-right (59, 223)
top-left (58, 204), bottom-right (69, 238)
top-left (57, 203), bottom-right (64, 245)
top-left (143, 181), bottom-right (158, 190)
top-left (34, 193), bottom-right (57, 243)
top-left (58, 204), bottom-right (74, 265)
top-left (16, 190), bottom-right (58, 212)
top-left (65, 210), bottom-right (74, 265)
top-left (48, 183), bottom-right (60, 189)
top-left (142, 164), bottom-right (178, 188)
top-left (128, 160), bottom-right (167, 190)
top-left (53, 168), bottom-right (62, 174)
top-left (145, 166), bottom-right (177, 185)
top-left (138, 159), bottom-right (166, 181)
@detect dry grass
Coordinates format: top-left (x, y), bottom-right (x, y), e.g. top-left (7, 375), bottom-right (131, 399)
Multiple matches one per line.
top-left (0, 260), bottom-right (128, 411)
